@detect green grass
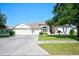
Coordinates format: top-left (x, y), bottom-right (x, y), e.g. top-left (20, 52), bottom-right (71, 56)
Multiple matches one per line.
top-left (39, 35), bottom-right (79, 40)
top-left (39, 43), bottom-right (79, 55)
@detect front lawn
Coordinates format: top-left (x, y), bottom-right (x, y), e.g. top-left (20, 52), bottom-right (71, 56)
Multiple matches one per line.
top-left (39, 43), bottom-right (79, 55)
top-left (39, 35), bottom-right (79, 40)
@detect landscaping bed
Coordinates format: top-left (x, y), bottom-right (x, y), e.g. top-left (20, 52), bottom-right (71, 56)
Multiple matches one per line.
top-left (39, 43), bottom-right (79, 55)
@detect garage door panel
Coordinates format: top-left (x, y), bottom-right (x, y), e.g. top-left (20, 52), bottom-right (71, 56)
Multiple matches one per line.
top-left (14, 29), bottom-right (32, 35)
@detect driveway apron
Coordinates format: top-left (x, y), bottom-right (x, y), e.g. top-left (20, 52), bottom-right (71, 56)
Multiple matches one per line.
top-left (0, 35), bottom-right (49, 56)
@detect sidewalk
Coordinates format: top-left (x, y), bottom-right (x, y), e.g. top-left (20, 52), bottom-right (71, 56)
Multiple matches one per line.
top-left (37, 40), bottom-right (79, 44)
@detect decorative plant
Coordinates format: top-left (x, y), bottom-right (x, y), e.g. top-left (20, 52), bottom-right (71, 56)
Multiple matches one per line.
top-left (69, 29), bottom-right (74, 36)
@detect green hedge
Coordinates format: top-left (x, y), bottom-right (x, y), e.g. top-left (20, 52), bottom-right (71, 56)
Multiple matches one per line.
top-left (39, 32), bottom-right (48, 35)
top-left (9, 30), bottom-right (15, 36)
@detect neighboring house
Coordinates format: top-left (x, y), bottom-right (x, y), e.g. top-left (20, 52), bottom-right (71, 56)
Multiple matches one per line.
top-left (13, 22), bottom-right (50, 35)
top-left (0, 26), bottom-right (13, 34)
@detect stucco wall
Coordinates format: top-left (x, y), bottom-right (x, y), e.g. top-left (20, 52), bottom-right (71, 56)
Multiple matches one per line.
top-left (55, 26), bottom-right (77, 35)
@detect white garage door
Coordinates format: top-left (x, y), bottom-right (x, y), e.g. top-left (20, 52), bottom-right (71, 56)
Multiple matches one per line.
top-left (14, 29), bottom-right (32, 35)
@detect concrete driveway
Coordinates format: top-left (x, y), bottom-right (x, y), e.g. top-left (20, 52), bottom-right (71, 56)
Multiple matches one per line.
top-left (0, 35), bottom-right (49, 56)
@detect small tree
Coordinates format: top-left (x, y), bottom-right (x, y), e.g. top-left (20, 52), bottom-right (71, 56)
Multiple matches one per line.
top-left (69, 29), bottom-right (74, 36)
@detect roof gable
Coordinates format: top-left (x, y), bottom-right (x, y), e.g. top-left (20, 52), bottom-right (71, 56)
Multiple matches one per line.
top-left (14, 24), bottom-right (30, 29)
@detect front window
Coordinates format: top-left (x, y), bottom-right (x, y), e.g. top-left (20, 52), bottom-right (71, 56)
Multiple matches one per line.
top-left (42, 27), bottom-right (48, 32)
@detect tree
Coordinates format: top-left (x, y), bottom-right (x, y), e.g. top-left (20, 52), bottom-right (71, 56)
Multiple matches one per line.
top-left (53, 4), bottom-right (72, 35)
top-left (52, 3), bottom-right (79, 37)
top-left (0, 11), bottom-right (7, 29)
top-left (46, 19), bottom-right (53, 34)
top-left (46, 19), bottom-right (55, 34)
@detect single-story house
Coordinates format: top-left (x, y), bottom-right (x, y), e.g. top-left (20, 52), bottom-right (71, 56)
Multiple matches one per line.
top-left (0, 26), bottom-right (13, 34)
top-left (13, 22), bottom-right (50, 35)
top-left (6, 22), bottom-right (76, 35)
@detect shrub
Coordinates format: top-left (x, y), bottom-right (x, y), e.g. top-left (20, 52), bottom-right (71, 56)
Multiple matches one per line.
top-left (69, 29), bottom-right (74, 36)
top-left (39, 32), bottom-right (43, 35)
top-left (39, 32), bottom-right (48, 35)
top-left (43, 32), bottom-right (48, 35)
top-left (9, 30), bottom-right (15, 36)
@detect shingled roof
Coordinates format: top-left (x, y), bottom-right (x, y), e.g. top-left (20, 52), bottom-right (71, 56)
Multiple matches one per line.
top-left (29, 22), bottom-right (46, 28)
top-left (6, 21), bottom-right (47, 29)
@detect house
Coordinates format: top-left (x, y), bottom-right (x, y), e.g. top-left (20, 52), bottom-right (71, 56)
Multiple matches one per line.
top-left (0, 26), bottom-right (13, 34)
top-left (12, 22), bottom-right (77, 35)
top-left (13, 22), bottom-right (50, 35)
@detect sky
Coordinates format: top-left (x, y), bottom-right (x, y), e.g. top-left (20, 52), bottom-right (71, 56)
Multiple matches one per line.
top-left (0, 3), bottom-right (56, 26)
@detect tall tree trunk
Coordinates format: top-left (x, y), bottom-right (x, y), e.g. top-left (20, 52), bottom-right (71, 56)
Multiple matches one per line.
top-left (63, 25), bottom-right (67, 35)
top-left (63, 26), bottom-right (64, 34)
top-left (49, 26), bottom-right (53, 34)
top-left (77, 25), bottom-right (79, 37)
top-left (59, 32), bottom-right (60, 35)
top-left (52, 25), bottom-right (55, 34)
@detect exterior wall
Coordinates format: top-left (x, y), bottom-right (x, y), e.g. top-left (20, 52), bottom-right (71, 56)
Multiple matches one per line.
top-left (40, 25), bottom-right (50, 34)
top-left (32, 28), bottom-right (41, 35)
top-left (0, 29), bottom-right (8, 34)
top-left (14, 29), bottom-right (32, 35)
top-left (13, 24), bottom-right (32, 35)
top-left (31, 25), bottom-right (50, 35)
top-left (47, 26), bottom-right (50, 34)
top-left (0, 29), bottom-right (12, 34)
top-left (54, 26), bottom-right (77, 35)
top-left (55, 27), bottom-right (64, 35)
